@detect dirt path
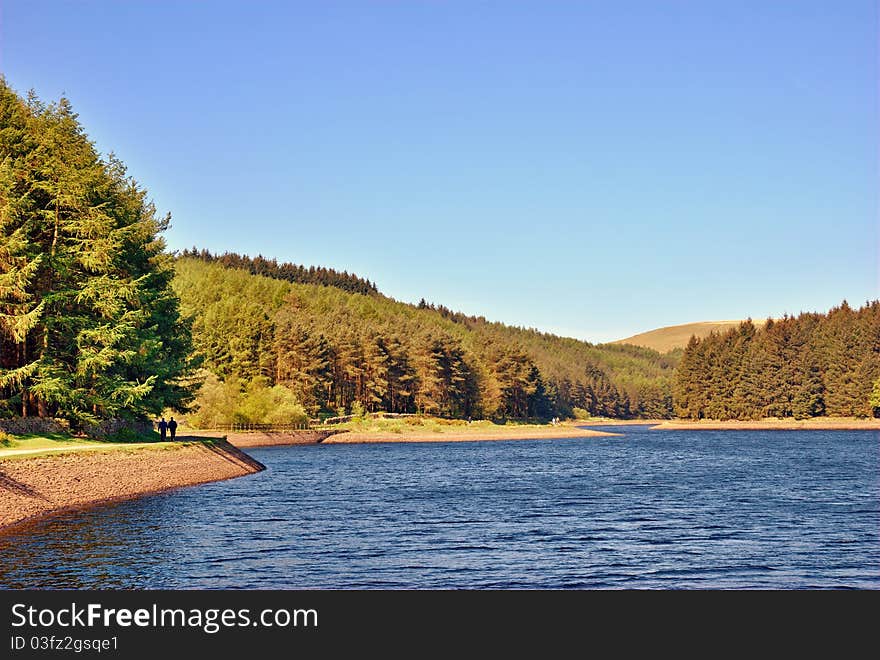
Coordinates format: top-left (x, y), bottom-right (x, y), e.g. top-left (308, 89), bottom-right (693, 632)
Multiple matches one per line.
top-left (0, 444), bottom-right (99, 457)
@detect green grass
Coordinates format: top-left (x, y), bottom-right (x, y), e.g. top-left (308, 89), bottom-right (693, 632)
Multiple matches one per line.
top-left (0, 433), bottom-right (101, 451)
top-left (103, 428), bottom-right (163, 443)
top-left (0, 430), bottom-right (209, 461)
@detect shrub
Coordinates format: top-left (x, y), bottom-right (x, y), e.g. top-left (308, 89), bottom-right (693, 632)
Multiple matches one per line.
top-left (572, 408), bottom-right (592, 420)
top-left (188, 372), bottom-right (308, 427)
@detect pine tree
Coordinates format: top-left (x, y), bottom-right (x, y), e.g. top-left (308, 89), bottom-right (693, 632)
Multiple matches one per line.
top-left (0, 80), bottom-right (196, 425)
top-left (0, 83), bottom-right (46, 417)
top-left (673, 336), bottom-right (706, 419)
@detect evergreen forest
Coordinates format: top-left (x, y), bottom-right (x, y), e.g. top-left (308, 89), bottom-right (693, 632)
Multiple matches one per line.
top-left (173, 257), bottom-right (677, 424)
top-left (674, 303), bottom-right (880, 420)
top-left (2, 80), bottom-right (877, 429)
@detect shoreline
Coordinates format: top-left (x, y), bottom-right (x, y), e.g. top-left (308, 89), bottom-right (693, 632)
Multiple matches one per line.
top-left (323, 426), bottom-right (619, 444)
top-left (0, 440), bottom-right (265, 533)
top-left (649, 418), bottom-right (880, 431)
top-left (4, 416), bottom-right (874, 533)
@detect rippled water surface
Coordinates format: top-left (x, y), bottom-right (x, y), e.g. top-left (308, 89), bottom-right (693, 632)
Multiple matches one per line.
top-left (2, 427), bottom-right (878, 589)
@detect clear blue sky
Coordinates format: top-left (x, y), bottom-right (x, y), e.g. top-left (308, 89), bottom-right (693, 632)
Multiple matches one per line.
top-left (2, 1), bottom-right (877, 342)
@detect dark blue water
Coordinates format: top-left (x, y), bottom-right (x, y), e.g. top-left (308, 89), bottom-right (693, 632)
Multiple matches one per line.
top-left (1, 427), bottom-right (878, 589)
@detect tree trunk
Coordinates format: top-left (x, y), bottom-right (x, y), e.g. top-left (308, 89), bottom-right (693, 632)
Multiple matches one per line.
top-left (20, 339), bottom-right (27, 417)
top-left (37, 325), bottom-right (50, 418)
top-left (52, 193), bottom-right (59, 256)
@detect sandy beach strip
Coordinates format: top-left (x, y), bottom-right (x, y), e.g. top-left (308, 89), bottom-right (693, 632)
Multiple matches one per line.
top-left (650, 418), bottom-right (880, 431)
top-left (323, 426), bottom-right (619, 444)
top-left (0, 440), bottom-right (265, 532)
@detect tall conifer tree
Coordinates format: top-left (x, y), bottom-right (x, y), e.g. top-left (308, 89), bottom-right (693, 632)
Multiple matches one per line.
top-left (0, 80), bottom-right (196, 426)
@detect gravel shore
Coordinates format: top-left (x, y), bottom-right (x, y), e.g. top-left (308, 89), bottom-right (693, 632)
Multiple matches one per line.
top-left (0, 440), bottom-right (264, 532)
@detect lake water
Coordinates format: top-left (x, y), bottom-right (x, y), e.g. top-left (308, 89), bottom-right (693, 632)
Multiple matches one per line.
top-left (1, 426), bottom-right (878, 589)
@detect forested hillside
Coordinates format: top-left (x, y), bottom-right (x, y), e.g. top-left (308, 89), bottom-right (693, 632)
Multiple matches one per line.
top-left (674, 302), bottom-right (880, 419)
top-left (0, 80), bottom-right (195, 426)
top-left (179, 247), bottom-right (378, 296)
top-left (173, 258), bottom-right (677, 422)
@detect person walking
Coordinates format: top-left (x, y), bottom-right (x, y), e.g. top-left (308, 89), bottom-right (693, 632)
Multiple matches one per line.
top-left (169, 417), bottom-right (178, 441)
top-left (158, 417), bottom-right (168, 441)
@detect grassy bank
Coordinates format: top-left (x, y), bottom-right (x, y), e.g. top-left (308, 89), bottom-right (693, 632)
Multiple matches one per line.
top-left (323, 416), bottom-right (619, 443)
top-left (0, 430), bottom-right (181, 461)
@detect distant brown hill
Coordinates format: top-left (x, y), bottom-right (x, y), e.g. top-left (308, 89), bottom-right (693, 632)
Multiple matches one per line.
top-left (613, 320), bottom-right (766, 354)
